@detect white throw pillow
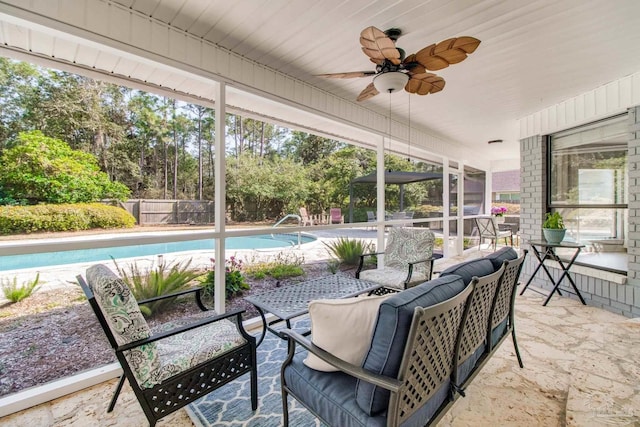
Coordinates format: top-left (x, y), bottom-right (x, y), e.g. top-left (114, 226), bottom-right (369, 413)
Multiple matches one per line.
top-left (304, 294), bottom-right (389, 372)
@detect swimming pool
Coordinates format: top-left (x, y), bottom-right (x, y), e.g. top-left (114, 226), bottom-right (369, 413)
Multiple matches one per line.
top-left (1, 233), bottom-right (317, 271)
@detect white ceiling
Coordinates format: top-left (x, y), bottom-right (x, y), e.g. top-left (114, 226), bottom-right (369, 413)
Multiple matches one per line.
top-left (2, 0), bottom-right (640, 167)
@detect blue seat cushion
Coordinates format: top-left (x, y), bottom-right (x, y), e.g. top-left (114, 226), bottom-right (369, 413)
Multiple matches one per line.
top-left (491, 318), bottom-right (509, 347)
top-left (439, 258), bottom-right (495, 285)
top-left (355, 275), bottom-right (466, 416)
top-left (456, 345), bottom-right (485, 387)
top-left (283, 352), bottom-right (387, 427)
top-left (484, 247), bottom-right (518, 271)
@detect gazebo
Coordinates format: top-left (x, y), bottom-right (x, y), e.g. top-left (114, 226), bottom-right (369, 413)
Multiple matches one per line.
top-left (348, 170), bottom-right (442, 223)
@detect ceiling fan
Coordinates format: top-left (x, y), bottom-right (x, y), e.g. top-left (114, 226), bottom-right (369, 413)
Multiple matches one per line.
top-left (317, 26), bottom-right (480, 102)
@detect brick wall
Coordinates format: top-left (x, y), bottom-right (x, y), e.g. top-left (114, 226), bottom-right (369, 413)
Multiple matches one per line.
top-left (519, 109), bottom-right (640, 318)
top-left (628, 106), bottom-right (640, 286)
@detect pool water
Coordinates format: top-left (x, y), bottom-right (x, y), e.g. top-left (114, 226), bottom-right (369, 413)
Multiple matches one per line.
top-left (1, 233), bottom-right (316, 271)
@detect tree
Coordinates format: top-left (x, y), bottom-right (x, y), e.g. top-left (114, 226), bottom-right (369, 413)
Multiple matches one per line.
top-left (0, 131), bottom-right (130, 204)
top-left (281, 131), bottom-right (342, 164)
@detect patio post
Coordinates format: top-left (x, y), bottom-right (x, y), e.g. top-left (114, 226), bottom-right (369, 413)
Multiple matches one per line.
top-left (214, 81), bottom-right (227, 314)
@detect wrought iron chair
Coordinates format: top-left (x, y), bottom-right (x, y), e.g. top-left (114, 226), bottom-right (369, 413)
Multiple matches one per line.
top-left (356, 227), bottom-right (436, 290)
top-left (77, 264), bottom-right (257, 427)
top-left (475, 216), bottom-right (513, 251)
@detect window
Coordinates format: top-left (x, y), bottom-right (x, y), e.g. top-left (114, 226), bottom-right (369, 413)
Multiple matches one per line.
top-left (548, 115), bottom-right (628, 271)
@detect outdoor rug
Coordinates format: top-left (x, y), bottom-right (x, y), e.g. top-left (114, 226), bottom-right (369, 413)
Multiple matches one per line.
top-left (186, 318), bottom-right (325, 427)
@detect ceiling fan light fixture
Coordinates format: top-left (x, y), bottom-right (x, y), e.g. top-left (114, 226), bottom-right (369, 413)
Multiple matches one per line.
top-left (373, 72), bottom-right (409, 93)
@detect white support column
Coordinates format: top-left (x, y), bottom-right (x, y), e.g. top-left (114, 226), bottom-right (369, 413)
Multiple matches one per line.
top-left (485, 168), bottom-right (493, 214)
top-left (214, 82), bottom-right (226, 314)
top-left (442, 158), bottom-right (450, 258)
top-left (456, 162), bottom-right (465, 255)
top-left (377, 135), bottom-right (386, 265)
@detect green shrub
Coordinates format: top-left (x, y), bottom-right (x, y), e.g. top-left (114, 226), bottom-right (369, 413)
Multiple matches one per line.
top-left (0, 203), bottom-right (135, 234)
top-left (114, 258), bottom-right (200, 317)
top-left (2, 273), bottom-right (40, 303)
top-left (0, 131), bottom-right (130, 204)
top-left (244, 252), bottom-right (305, 280)
top-left (324, 237), bottom-right (374, 266)
top-left (199, 256), bottom-right (250, 299)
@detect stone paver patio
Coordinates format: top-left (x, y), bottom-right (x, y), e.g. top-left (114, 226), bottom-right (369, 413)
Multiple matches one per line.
top-left (1, 241), bottom-right (639, 426)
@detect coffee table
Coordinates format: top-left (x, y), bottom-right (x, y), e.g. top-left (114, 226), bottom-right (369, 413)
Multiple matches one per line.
top-left (244, 274), bottom-right (382, 346)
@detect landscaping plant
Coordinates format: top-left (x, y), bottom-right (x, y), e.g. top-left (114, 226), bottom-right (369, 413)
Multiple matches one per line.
top-left (1, 273), bottom-right (40, 303)
top-left (113, 258), bottom-right (200, 317)
top-left (200, 256), bottom-right (250, 299)
top-left (243, 252), bottom-right (305, 280)
top-left (324, 237), bottom-right (374, 267)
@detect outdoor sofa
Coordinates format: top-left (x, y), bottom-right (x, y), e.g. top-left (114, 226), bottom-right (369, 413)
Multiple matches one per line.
top-left (280, 247), bottom-right (526, 427)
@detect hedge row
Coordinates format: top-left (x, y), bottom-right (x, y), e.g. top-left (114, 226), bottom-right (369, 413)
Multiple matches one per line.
top-left (0, 203), bottom-right (136, 234)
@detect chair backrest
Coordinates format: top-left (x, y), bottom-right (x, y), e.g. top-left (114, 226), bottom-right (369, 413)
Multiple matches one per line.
top-left (356, 275), bottom-right (467, 417)
top-left (330, 207), bottom-right (341, 218)
top-left (299, 207), bottom-right (310, 219)
top-left (387, 283), bottom-right (474, 426)
top-left (454, 264), bottom-right (505, 386)
top-left (490, 250), bottom-right (527, 337)
top-left (475, 216), bottom-right (498, 236)
top-left (366, 211), bottom-right (376, 221)
top-left (78, 264), bottom-right (160, 387)
top-left (384, 227), bottom-right (435, 273)
top-left (391, 211), bottom-right (406, 220)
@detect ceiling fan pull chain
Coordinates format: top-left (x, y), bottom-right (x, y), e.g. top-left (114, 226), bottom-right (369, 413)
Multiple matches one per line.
top-left (407, 93), bottom-right (411, 162)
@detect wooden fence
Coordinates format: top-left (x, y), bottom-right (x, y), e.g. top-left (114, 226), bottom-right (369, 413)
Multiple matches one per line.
top-left (119, 199), bottom-right (215, 225)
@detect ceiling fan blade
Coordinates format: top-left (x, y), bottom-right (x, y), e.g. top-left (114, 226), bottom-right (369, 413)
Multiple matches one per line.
top-left (412, 36), bottom-right (481, 71)
top-left (316, 71), bottom-right (377, 79)
top-left (360, 26), bottom-right (401, 65)
top-left (357, 82), bottom-right (380, 102)
top-left (402, 56), bottom-right (426, 75)
top-left (405, 73), bottom-right (446, 95)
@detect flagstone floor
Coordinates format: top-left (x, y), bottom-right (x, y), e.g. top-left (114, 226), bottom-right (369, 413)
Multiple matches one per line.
top-left (2, 248), bottom-right (639, 426)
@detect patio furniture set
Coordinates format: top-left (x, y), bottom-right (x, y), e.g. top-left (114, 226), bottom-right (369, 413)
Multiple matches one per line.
top-left (299, 207), bottom-right (344, 225)
top-left (78, 221), bottom-right (529, 427)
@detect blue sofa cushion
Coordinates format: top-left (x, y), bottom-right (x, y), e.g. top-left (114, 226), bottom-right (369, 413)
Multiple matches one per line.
top-left (484, 247), bottom-right (518, 271)
top-left (283, 352), bottom-right (387, 427)
top-left (439, 258), bottom-right (495, 285)
top-left (355, 275), bottom-right (466, 416)
top-left (491, 318), bottom-right (509, 347)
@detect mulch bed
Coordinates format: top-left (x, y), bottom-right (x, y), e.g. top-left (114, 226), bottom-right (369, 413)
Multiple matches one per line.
top-left (0, 261), bottom-right (341, 398)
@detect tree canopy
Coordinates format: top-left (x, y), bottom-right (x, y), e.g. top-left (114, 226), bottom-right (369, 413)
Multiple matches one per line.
top-left (0, 131), bottom-right (130, 204)
top-left (0, 58), bottom-right (444, 220)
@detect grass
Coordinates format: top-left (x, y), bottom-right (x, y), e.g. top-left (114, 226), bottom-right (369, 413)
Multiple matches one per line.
top-left (1, 273), bottom-right (41, 303)
top-left (244, 252), bottom-right (305, 280)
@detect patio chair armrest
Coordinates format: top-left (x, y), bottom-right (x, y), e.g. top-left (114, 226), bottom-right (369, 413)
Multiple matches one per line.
top-left (117, 308), bottom-right (247, 352)
top-left (280, 328), bottom-right (401, 393)
top-left (137, 287), bottom-right (207, 311)
top-left (355, 251), bottom-right (385, 278)
top-left (405, 257), bottom-right (436, 285)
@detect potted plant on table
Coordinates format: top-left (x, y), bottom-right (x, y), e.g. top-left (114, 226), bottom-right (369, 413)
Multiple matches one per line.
top-left (491, 206), bottom-right (507, 223)
top-left (542, 211), bottom-right (566, 244)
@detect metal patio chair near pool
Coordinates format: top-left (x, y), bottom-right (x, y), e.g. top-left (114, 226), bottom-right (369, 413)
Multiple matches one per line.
top-left (356, 227), bottom-right (437, 290)
top-left (77, 264), bottom-right (258, 427)
top-left (330, 207), bottom-right (344, 224)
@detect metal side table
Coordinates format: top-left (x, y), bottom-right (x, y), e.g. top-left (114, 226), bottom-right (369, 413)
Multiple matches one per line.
top-left (520, 240), bottom-right (586, 306)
